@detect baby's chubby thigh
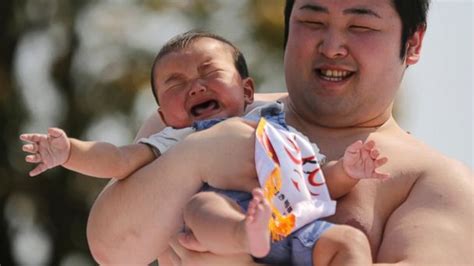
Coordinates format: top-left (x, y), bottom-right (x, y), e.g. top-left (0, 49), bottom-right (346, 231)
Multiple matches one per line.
top-left (185, 117), bottom-right (259, 192)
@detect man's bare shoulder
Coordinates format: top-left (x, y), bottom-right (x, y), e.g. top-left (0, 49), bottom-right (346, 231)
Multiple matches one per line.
top-left (135, 112), bottom-right (166, 141)
top-left (375, 130), bottom-right (473, 263)
top-left (372, 126), bottom-right (470, 178)
top-left (254, 92), bottom-right (287, 102)
top-left (395, 132), bottom-right (471, 180)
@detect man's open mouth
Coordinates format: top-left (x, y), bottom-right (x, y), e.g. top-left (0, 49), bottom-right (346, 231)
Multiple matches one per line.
top-left (317, 69), bottom-right (354, 82)
top-left (190, 100), bottom-right (220, 117)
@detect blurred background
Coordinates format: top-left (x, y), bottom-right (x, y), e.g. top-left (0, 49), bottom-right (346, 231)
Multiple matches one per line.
top-left (0, 0), bottom-right (471, 265)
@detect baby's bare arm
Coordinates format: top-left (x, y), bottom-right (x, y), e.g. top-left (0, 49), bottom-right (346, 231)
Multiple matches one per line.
top-left (21, 127), bottom-right (155, 179)
top-left (64, 140), bottom-right (155, 179)
top-left (324, 140), bottom-right (389, 199)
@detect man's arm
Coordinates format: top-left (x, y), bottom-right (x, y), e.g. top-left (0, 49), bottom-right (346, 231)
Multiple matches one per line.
top-left (87, 118), bottom-right (258, 264)
top-left (87, 93), bottom-right (285, 264)
top-left (376, 158), bottom-right (473, 264)
top-left (134, 110), bottom-right (167, 141)
top-left (166, 233), bottom-right (263, 266)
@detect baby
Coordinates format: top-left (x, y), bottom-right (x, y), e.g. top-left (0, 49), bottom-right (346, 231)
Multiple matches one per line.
top-left (21, 30), bottom-right (388, 265)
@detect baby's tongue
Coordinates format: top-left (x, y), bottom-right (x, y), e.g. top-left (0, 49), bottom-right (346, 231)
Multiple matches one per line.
top-left (193, 100), bottom-right (217, 117)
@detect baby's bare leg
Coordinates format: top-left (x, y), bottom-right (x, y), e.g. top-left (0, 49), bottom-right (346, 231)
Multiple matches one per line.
top-left (312, 225), bottom-right (372, 266)
top-left (183, 192), bottom-right (248, 254)
top-left (244, 188), bottom-right (272, 257)
top-left (183, 189), bottom-right (271, 257)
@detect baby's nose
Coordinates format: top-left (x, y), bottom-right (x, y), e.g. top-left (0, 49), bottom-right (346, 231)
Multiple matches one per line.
top-left (188, 82), bottom-right (206, 96)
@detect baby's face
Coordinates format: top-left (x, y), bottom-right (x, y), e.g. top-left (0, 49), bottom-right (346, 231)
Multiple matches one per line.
top-left (154, 37), bottom-right (254, 128)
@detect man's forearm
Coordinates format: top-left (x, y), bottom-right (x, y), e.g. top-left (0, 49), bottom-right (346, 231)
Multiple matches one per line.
top-left (87, 118), bottom-right (260, 264)
top-left (87, 177), bottom-right (164, 264)
top-left (87, 137), bottom-right (211, 264)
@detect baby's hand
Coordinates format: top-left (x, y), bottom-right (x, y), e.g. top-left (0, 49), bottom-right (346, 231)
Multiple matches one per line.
top-left (342, 140), bottom-right (390, 180)
top-left (20, 128), bottom-right (71, 177)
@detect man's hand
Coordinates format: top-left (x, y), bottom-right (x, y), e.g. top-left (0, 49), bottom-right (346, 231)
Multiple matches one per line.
top-left (342, 140), bottom-right (390, 180)
top-left (20, 128), bottom-right (71, 176)
top-left (168, 230), bottom-right (255, 266)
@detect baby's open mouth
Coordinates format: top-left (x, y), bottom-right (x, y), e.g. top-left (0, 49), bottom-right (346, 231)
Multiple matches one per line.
top-left (191, 100), bottom-right (220, 117)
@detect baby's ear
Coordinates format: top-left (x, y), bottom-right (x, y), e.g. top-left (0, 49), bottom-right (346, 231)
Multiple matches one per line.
top-left (157, 107), bottom-right (167, 125)
top-left (243, 77), bottom-right (255, 104)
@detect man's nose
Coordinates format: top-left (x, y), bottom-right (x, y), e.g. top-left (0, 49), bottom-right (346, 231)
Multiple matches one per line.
top-left (317, 30), bottom-right (348, 59)
top-left (188, 80), bottom-right (206, 96)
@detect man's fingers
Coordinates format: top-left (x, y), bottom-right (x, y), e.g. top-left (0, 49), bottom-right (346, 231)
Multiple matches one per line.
top-left (347, 140), bottom-right (364, 153)
top-left (169, 234), bottom-right (185, 258)
top-left (363, 140), bottom-right (375, 149)
top-left (26, 154), bottom-right (42, 163)
top-left (370, 148), bottom-right (380, 159)
top-left (241, 118), bottom-right (258, 128)
top-left (22, 143), bottom-right (38, 153)
top-left (30, 163), bottom-right (48, 177)
top-left (373, 171), bottom-right (391, 180)
top-left (178, 232), bottom-right (208, 252)
top-left (225, 117), bottom-right (258, 129)
top-left (158, 247), bottom-right (182, 266)
top-left (167, 249), bottom-right (181, 266)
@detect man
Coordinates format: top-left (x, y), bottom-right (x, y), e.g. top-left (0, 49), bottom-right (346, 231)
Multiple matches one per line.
top-left (87, 0), bottom-right (473, 264)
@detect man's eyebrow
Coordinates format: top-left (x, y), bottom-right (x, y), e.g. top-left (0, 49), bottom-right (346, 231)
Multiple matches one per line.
top-left (298, 4), bottom-right (381, 19)
top-left (343, 7), bottom-right (381, 18)
top-left (299, 4), bottom-right (328, 14)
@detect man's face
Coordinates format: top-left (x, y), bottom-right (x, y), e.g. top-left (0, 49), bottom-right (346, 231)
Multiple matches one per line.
top-left (284, 0), bottom-right (419, 127)
top-left (154, 38), bottom-right (253, 128)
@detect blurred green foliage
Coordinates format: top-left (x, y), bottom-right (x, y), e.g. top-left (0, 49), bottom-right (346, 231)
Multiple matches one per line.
top-left (1, 0), bottom-right (285, 264)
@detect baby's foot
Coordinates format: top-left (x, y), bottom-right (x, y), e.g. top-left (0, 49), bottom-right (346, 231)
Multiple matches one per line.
top-left (245, 188), bottom-right (271, 258)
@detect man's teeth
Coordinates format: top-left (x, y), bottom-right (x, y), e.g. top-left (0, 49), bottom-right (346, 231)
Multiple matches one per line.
top-left (320, 69), bottom-right (351, 81)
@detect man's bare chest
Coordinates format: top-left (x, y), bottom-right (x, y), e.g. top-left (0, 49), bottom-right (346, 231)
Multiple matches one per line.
top-left (325, 180), bottom-right (404, 254)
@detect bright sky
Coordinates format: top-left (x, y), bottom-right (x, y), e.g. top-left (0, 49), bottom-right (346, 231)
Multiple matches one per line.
top-left (398, 0), bottom-right (473, 168)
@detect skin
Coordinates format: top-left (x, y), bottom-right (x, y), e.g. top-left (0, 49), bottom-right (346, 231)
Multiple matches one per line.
top-left (18, 37), bottom-right (255, 180)
top-left (285, 0), bottom-right (473, 264)
top-left (87, 1), bottom-right (473, 264)
top-left (281, 2), bottom-right (473, 263)
top-left (155, 37), bottom-right (255, 128)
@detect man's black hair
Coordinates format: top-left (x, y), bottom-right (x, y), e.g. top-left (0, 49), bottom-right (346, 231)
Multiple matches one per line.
top-left (150, 30), bottom-right (249, 104)
top-left (283, 0), bottom-right (430, 59)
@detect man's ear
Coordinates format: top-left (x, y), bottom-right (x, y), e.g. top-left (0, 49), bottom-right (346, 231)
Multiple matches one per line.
top-left (405, 25), bottom-right (426, 66)
top-left (157, 107), bottom-right (168, 125)
top-left (242, 77), bottom-right (255, 105)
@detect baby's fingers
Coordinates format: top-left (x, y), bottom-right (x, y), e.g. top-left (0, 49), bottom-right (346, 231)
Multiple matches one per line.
top-left (25, 154), bottom-right (42, 164)
top-left (29, 163), bottom-right (49, 177)
top-left (48, 128), bottom-right (66, 138)
top-left (22, 143), bottom-right (38, 154)
top-left (20, 133), bottom-right (47, 143)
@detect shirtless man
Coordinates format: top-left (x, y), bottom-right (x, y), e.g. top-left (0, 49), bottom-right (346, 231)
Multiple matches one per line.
top-left (87, 0), bottom-right (473, 264)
